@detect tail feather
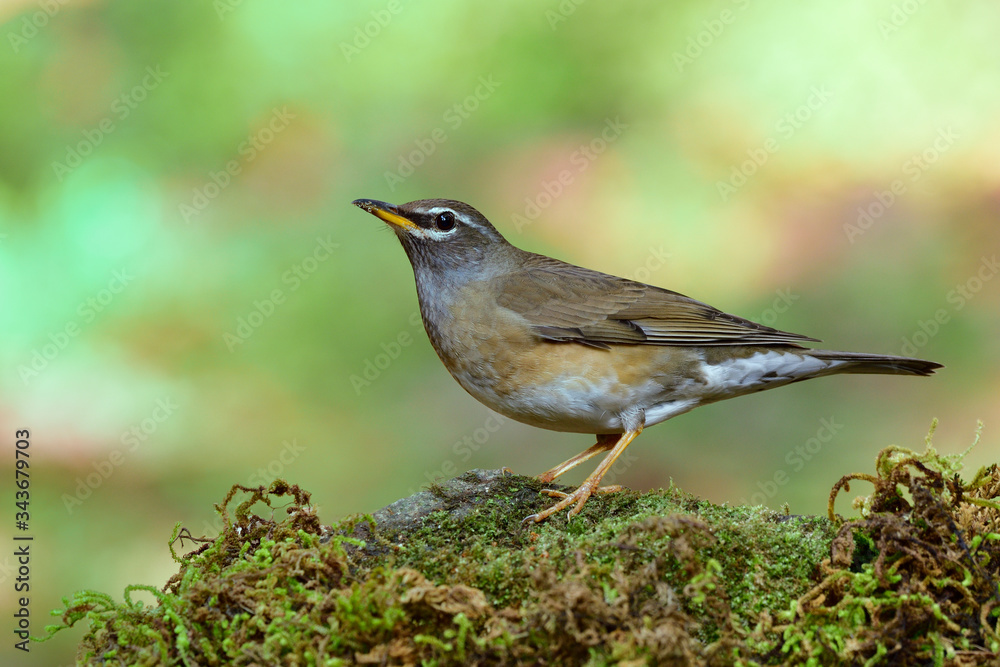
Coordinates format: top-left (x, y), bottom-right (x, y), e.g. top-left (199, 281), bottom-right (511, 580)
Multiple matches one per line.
top-left (807, 350), bottom-right (942, 377)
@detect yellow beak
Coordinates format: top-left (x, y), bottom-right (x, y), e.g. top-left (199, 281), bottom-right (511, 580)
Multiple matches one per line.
top-left (352, 199), bottom-right (418, 231)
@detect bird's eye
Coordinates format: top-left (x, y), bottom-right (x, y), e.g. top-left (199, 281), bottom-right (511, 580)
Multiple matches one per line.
top-left (435, 211), bottom-right (456, 231)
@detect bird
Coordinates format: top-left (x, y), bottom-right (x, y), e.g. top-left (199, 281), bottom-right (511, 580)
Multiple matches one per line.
top-left (352, 197), bottom-right (942, 523)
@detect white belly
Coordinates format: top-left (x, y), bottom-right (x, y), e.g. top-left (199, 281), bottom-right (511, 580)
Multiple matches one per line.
top-left (454, 365), bottom-right (701, 434)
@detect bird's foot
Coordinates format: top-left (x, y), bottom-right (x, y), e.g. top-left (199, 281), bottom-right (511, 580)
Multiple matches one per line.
top-left (522, 483), bottom-right (623, 524)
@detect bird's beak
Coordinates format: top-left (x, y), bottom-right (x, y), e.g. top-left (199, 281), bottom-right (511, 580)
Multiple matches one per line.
top-left (352, 199), bottom-right (418, 231)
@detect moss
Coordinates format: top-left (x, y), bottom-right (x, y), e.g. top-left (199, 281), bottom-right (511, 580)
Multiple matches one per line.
top-left (41, 423), bottom-right (1000, 665)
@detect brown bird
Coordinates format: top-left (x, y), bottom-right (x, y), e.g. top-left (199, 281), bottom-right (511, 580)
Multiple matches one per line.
top-left (353, 198), bottom-right (942, 523)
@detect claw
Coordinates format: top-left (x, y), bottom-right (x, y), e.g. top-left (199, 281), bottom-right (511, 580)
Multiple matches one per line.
top-left (527, 428), bottom-right (642, 523)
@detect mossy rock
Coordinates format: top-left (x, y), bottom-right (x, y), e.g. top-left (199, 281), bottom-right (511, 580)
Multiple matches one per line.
top-left (44, 426), bottom-right (1000, 665)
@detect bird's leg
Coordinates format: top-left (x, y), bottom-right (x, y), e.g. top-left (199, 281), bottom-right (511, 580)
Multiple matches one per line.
top-left (535, 433), bottom-right (619, 484)
top-left (525, 427), bottom-right (642, 524)
top-left (542, 484), bottom-right (623, 499)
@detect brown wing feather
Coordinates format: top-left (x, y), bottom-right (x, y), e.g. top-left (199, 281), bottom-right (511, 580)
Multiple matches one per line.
top-left (495, 253), bottom-right (818, 347)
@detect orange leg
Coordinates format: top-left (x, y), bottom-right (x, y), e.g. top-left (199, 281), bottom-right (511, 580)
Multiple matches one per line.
top-left (525, 426), bottom-right (642, 523)
top-left (535, 433), bottom-right (619, 484)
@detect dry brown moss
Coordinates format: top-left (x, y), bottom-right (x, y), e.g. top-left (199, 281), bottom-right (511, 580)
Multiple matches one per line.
top-left (775, 422), bottom-right (1000, 664)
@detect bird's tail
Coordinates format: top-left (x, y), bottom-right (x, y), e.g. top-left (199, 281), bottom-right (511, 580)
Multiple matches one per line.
top-left (807, 350), bottom-right (942, 377)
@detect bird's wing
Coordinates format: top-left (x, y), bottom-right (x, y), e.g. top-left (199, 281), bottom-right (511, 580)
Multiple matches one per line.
top-left (495, 254), bottom-right (818, 347)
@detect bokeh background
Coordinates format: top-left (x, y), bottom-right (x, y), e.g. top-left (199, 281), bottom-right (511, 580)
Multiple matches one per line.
top-left (2, 0), bottom-right (999, 663)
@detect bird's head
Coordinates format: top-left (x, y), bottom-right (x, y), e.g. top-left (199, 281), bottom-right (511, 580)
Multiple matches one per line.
top-left (352, 198), bottom-right (513, 277)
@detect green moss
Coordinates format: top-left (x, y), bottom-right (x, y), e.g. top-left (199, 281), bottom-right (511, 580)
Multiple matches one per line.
top-left (41, 424), bottom-right (1000, 665)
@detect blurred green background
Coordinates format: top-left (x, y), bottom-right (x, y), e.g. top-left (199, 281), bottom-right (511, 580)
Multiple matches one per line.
top-left (2, 0), bottom-right (999, 663)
